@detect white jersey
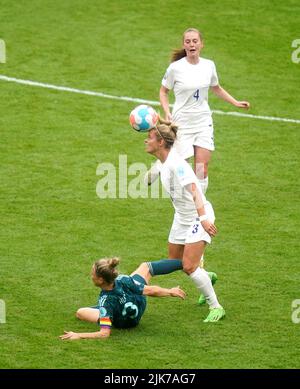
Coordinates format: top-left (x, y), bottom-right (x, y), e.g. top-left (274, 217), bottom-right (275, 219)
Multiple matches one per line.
top-left (161, 57), bottom-right (219, 133)
top-left (159, 149), bottom-right (208, 224)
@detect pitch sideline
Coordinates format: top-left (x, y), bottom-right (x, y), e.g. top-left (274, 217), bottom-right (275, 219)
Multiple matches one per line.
top-left (0, 74), bottom-right (299, 125)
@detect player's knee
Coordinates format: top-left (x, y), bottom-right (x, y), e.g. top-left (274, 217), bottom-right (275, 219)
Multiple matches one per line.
top-left (76, 308), bottom-right (84, 320)
top-left (133, 262), bottom-right (151, 281)
top-left (182, 262), bottom-right (197, 275)
top-left (140, 262), bottom-right (151, 276)
top-left (131, 262), bottom-right (150, 278)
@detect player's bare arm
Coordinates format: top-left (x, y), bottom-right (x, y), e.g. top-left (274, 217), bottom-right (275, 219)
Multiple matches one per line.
top-left (60, 327), bottom-right (111, 341)
top-left (143, 285), bottom-right (186, 299)
top-left (186, 183), bottom-right (217, 237)
top-left (210, 85), bottom-right (250, 109)
top-left (159, 85), bottom-right (172, 121)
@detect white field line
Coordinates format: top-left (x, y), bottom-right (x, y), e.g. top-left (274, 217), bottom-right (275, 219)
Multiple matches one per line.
top-left (1, 74), bottom-right (300, 124)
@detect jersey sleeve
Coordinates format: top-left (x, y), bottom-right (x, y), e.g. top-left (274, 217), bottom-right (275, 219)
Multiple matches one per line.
top-left (98, 301), bottom-right (113, 329)
top-left (210, 61), bottom-right (219, 87)
top-left (161, 64), bottom-right (174, 90)
top-left (174, 160), bottom-right (197, 188)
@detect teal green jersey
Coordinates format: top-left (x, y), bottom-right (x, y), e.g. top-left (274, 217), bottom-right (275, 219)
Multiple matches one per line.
top-left (98, 274), bottom-right (147, 329)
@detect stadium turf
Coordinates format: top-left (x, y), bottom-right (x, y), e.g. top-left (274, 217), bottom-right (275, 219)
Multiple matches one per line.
top-left (0, 0), bottom-right (299, 369)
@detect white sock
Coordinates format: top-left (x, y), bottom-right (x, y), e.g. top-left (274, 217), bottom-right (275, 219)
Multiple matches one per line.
top-left (189, 267), bottom-right (221, 309)
top-left (198, 176), bottom-right (208, 194)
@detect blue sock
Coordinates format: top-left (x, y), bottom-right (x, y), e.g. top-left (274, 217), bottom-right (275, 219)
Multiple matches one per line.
top-left (147, 259), bottom-right (183, 276)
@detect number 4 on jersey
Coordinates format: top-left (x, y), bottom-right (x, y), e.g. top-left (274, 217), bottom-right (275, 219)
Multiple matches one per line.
top-left (193, 89), bottom-right (200, 101)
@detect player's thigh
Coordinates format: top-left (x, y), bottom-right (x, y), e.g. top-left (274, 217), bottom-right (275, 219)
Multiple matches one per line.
top-left (182, 241), bottom-right (207, 274)
top-left (76, 307), bottom-right (99, 323)
top-left (131, 263), bottom-right (151, 284)
top-left (168, 242), bottom-right (184, 259)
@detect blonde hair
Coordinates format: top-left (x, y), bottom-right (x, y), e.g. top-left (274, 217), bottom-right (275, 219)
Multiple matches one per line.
top-left (171, 28), bottom-right (203, 62)
top-left (154, 117), bottom-right (178, 149)
top-left (94, 257), bottom-right (120, 284)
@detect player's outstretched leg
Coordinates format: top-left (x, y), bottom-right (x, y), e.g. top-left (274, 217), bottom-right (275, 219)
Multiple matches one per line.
top-left (131, 259), bottom-right (183, 284)
top-left (198, 271), bottom-right (218, 305)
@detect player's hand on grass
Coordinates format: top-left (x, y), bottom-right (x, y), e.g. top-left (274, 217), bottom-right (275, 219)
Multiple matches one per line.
top-left (170, 286), bottom-right (186, 300)
top-left (201, 220), bottom-right (217, 237)
top-left (235, 101), bottom-right (250, 109)
top-left (59, 331), bottom-right (80, 341)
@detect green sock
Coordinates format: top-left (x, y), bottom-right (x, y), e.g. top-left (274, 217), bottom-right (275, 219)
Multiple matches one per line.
top-left (147, 259), bottom-right (183, 276)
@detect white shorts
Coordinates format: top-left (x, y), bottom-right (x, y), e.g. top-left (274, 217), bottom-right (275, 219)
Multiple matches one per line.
top-left (168, 202), bottom-right (215, 245)
top-left (174, 124), bottom-right (215, 159)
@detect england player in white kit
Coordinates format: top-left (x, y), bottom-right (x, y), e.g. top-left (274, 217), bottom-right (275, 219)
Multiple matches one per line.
top-left (154, 28), bottom-right (250, 195)
top-left (145, 118), bottom-right (225, 323)
top-left (162, 54), bottom-right (218, 155)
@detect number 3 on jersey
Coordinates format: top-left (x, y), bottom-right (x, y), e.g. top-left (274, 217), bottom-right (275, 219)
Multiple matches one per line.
top-left (192, 223), bottom-right (199, 234)
top-left (122, 302), bottom-right (138, 319)
top-left (193, 89), bottom-right (200, 101)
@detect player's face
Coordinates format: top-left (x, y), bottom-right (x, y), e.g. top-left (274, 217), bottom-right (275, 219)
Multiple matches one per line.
top-left (144, 129), bottom-right (160, 154)
top-left (183, 31), bottom-right (203, 58)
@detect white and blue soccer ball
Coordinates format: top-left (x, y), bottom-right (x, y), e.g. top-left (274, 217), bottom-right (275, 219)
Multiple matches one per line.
top-left (129, 104), bottom-right (159, 132)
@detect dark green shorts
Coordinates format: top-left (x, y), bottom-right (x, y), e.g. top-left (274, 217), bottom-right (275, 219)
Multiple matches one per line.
top-left (131, 273), bottom-right (147, 286)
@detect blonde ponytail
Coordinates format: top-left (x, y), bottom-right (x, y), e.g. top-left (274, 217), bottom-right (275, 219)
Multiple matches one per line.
top-left (94, 257), bottom-right (120, 284)
top-left (154, 117), bottom-right (178, 149)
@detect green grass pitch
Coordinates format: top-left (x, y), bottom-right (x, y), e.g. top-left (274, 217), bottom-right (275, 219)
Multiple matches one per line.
top-left (0, 0), bottom-right (299, 368)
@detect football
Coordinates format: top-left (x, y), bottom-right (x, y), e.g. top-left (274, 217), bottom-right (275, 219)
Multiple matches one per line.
top-left (129, 104), bottom-right (159, 132)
